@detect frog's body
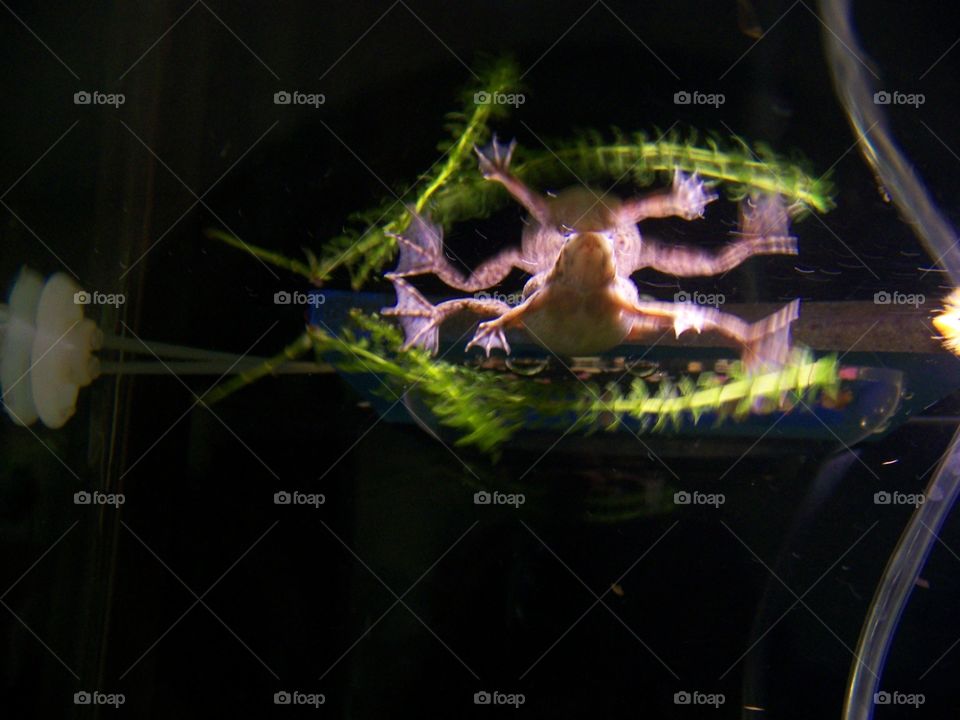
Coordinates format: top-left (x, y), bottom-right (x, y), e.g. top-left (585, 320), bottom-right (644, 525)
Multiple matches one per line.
top-left (384, 138), bottom-right (800, 369)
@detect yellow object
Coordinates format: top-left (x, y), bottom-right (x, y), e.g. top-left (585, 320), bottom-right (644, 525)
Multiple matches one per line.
top-left (933, 288), bottom-right (960, 354)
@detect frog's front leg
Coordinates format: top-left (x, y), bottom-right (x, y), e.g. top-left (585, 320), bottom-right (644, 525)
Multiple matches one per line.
top-left (465, 286), bottom-right (548, 356)
top-left (616, 169), bottom-right (718, 223)
top-left (474, 136), bottom-right (551, 225)
top-left (382, 278), bottom-right (512, 355)
top-left (386, 207), bottom-right (525, 291)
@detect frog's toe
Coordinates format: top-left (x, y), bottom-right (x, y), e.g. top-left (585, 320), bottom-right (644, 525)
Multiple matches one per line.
top-left (672, 306), bottom-right (707, 337)
top-left (385, 207), bottom-right (443, 278)
top-left (474, 135), bottom-right (517, 178)
top-left (381, 278), bottom-right (441, 355)
top-left (673, 170), bottom-right (718, 219)
top-left (466, 321), bottom-right (511, 356)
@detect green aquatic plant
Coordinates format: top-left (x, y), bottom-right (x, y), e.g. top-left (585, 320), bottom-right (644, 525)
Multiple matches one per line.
top-left (305, 310), bottom-right (840, 455)
top-left (207, 60), bottom-right (834, 290)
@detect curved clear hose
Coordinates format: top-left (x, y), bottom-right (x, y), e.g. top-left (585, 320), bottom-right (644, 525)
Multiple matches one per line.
top-left (818, 2), bottom-right (960, 718)
top-left (820, 0), bottom-right (960, 283)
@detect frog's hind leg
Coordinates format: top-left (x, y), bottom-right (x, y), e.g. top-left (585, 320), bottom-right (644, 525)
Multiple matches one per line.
top-left (629, 234), bottom-right (798, 277)
top-left (382, 278), bottom-right (512, 355)
top-left (386, 208), bottom-right (525, 292)
top-left (474, 136), bottom-right (551, 225)
top-left (623, 296), bottom-right (800, 370)
top-left (617, 169), bottom-right (718, 223)
top-left (622, 191), bottom-right (798, 276)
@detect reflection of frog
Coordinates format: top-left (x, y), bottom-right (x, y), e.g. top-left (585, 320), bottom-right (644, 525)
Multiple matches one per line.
top-left (384, 138), bottom-right (800, 369)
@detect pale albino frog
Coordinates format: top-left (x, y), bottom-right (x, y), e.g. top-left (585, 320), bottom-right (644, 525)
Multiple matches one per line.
top-left (384, 138), bottom-right (800, 369)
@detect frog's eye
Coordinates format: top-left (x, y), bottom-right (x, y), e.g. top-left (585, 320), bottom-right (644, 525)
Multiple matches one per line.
top-left (559, 224), bottom-right (575, 239)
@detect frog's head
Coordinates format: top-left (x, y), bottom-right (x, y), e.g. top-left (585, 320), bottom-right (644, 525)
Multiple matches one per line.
top-left (554, 231), bottom-right (615, 288)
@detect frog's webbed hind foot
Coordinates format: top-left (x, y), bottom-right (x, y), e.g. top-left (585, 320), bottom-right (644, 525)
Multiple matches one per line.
top-left (386, 209), bottom-right (445, 279)
top-left (741, 299), bottom-right (801, 371)
top-left (737, 193), bottom-right (795, 244)
top-left (383, 278), bottom-right (513, 355)
top-left (382, 277), bottom-right (443, 354)
top-left (386, 207), bottom-right (526, 292)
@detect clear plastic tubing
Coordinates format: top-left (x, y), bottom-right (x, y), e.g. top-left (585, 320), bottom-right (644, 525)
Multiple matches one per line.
top-left (819, 2), bottom-right (960, 718)
top-left (820, 0), bottom-right (960, 284)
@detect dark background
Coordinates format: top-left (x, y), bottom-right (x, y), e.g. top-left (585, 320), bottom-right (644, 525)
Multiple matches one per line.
top-left (2, 1), bottom-right (960, 717)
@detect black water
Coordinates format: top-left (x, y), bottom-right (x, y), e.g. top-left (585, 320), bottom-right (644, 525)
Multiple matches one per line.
top-left (3, 1), bottom-right (960, 717)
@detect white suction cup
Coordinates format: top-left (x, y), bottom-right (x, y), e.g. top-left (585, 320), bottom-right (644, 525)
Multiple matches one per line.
top-left (1, 268), bottom-right (102, 428)
top-left (1, 266), bottom-right (329, 429)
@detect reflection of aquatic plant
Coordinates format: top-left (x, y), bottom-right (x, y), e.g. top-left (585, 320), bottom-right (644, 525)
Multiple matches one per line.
top-left (208, 59), bottom-right (834, 290)
top-left (305, 311), bottom-right (840, 456)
